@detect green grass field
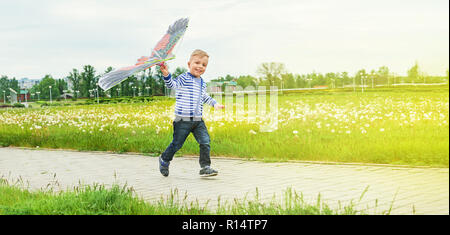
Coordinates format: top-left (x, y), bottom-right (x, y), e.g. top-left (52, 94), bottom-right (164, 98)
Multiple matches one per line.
top-left (0, 88), bottom-right (448, 167)
top-left (0, 178), bottom-right (374, 215)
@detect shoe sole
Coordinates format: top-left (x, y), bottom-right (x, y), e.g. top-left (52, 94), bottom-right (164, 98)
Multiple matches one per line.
top-left (200, 172), bottom-right (218, 177)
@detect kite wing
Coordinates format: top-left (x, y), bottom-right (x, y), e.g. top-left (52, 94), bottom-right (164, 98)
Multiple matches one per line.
top-left (98, 18), bottom-right (189, 91)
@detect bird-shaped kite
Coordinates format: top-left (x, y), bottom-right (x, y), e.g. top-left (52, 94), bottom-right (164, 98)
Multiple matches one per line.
top-left (98, 18), bottom-right (189, 91)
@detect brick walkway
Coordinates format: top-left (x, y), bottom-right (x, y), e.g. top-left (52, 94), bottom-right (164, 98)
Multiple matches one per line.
top-left (0, 147), bottom-right (448, 215)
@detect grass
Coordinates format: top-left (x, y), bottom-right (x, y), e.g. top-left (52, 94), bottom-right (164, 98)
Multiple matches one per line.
top-left (0, 178), bottom-right (384, 215)
top-left (0, 87), bottom-right (448, 167)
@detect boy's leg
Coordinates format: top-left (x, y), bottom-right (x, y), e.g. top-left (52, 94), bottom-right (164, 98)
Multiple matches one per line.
top-left (161, 121), bottom-right (193, 162)
top-left (192, 120), bottom-right (211, 168)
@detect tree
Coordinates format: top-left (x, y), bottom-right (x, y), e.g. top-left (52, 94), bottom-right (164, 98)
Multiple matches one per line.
top-left (295, 74), bottom-right (307, 88)
top-left (282, 73), bottom-right (296, 89)
top-left (173, 67), bottom-right (188, 78)
top-left (340, 72), bottom-right (350, 87)
top-left (38, 75), bottom-right (58, 100)
top-left (153, 65), bottom-right (166, 95)
top-left (0, 75), bottom-right (9, 102)
top-left (55, 78), bottom-right (68, 97)
top-left (67, 68), bottom-right (81, 97)
top-left (236, 75), bottom-right (257, 88)
top-left (9, 78), bottom-right (19, 94)
top-left (325, 72), bottom-right (337, 88)
top-left (256, 62), bottom-right (287, 87)
top-left (407, 61), bottom-right (419, 83)
top-left (80, 65), bottom-right (96, 97)
top-left (377, 66), bottom-right (390, 85)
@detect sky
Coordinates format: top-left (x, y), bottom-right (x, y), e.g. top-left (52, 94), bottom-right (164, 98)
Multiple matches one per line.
top-left (0, 0), bottom-right (448, 81)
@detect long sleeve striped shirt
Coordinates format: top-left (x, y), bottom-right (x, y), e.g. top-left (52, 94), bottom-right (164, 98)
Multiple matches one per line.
top-left (163, 72), bottom-right (217, 118)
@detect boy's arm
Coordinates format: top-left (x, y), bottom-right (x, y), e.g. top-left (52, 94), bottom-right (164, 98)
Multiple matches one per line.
top-left (160, 63), bottom-right (186, 89)
top-left (163, 73), bottom-right (187, 89)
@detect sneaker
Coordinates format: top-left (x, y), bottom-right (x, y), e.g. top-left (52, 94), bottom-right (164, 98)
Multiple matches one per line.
top-left (199, 166), bottom-right (218, 177)
top-left (159, 157), bottom-right (170, 177)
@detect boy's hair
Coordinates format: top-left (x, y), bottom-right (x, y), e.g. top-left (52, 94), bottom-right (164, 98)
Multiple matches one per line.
top-left (190, 49), bottom-right (209, 60)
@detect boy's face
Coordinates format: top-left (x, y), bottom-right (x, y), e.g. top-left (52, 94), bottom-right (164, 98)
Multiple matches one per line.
top-left (188, 55), bottom-right (208, 78)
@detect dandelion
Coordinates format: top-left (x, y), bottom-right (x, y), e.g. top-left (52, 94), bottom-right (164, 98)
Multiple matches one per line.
top-left (380, 128), bottom-right (385, 132)
top-left (293, 130), bottom-right (298, 134)
top-left (346, 130), bottom-right (351, 134)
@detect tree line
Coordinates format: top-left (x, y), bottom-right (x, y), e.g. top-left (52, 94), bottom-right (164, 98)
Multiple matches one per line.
top-left (213, 62), bottom-right (449, 90)
top-left (1, 62), bottom-right (448, 102)
top-left (0, 65), bottom-right (187, 101)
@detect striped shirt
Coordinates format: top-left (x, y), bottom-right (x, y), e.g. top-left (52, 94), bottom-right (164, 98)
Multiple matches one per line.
top-left (163, 72), bottom-right (217, 118)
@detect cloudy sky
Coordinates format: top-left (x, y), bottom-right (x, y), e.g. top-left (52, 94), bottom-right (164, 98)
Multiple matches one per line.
top-left (1, 0), bottom-right (448, 81)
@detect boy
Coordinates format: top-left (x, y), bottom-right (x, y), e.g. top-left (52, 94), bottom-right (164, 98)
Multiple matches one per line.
top-left (159, 49), bottom-right (224, 177)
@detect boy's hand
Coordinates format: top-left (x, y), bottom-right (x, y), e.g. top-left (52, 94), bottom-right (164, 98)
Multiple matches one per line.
top-left (214, 104), bottom-right (225, 109)
top-left (160, 62), bottom-right (169, 77)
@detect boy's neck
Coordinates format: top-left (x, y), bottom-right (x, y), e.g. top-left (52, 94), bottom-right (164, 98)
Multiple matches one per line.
top-left (188, 72), bottom-right (201, 79)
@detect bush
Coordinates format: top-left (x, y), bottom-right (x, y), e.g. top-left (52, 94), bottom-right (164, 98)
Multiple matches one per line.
top-left (13, 103), bottom-right (25, 108)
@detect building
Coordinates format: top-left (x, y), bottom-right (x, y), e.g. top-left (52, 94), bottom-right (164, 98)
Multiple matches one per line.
top-left (19, 89), bottom-right (31, 102)
top-left (19, 78), bottom-right (40, 89)
top-left (208, 80), bottom-right (238, 93)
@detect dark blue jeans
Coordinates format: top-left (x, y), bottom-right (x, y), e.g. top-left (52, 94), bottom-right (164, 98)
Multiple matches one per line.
top-left (161, 119), bottom-right (211, 168)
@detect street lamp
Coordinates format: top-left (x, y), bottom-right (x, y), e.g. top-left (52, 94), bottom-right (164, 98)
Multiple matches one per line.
top-left (146, 86), bottom-right (150, 96)
top-left (49, 86), bottom-right (52, 103)
top-left (96, 83), bottom-right (100, 104)
top-left (36, 91), bottom-right (40, 101)
top-left (132, 86), bottom-right (136, 97)
top-left (361, 75), bottom-right (365, 93)
top-left (2, 90), bottom-right (5, 104)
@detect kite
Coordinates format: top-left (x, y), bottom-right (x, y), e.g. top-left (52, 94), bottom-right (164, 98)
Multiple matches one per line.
top-left (98, 17), bottom-right (189, 91)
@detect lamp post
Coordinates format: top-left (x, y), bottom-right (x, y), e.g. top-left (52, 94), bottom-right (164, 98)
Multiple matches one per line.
top-left (2, 91), bottom-right (5, 104)
top-left (353, 76), bottom-right (356, 92)
top-left (96, 83), bottom-right (99, 104)
top-left (132, 86), bottom-right (136, 97)
top-left (361, 75), bottom-right (365, 93)
top-left (49, 86), bottom-right (52, 103)
top-left (117, 88), bottom-right (121, 97)
top-left (36, 91), bottom-right (40, 101)
top-left (146, 86), bottom-right (150, 96)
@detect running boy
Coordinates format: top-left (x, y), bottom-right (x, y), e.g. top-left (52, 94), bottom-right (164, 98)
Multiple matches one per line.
top-left (159, 49), bottom-right (224, 177)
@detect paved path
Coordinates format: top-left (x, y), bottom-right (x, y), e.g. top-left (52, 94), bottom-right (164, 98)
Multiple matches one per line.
top-left (0, 147), bottom-right (448, 215)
